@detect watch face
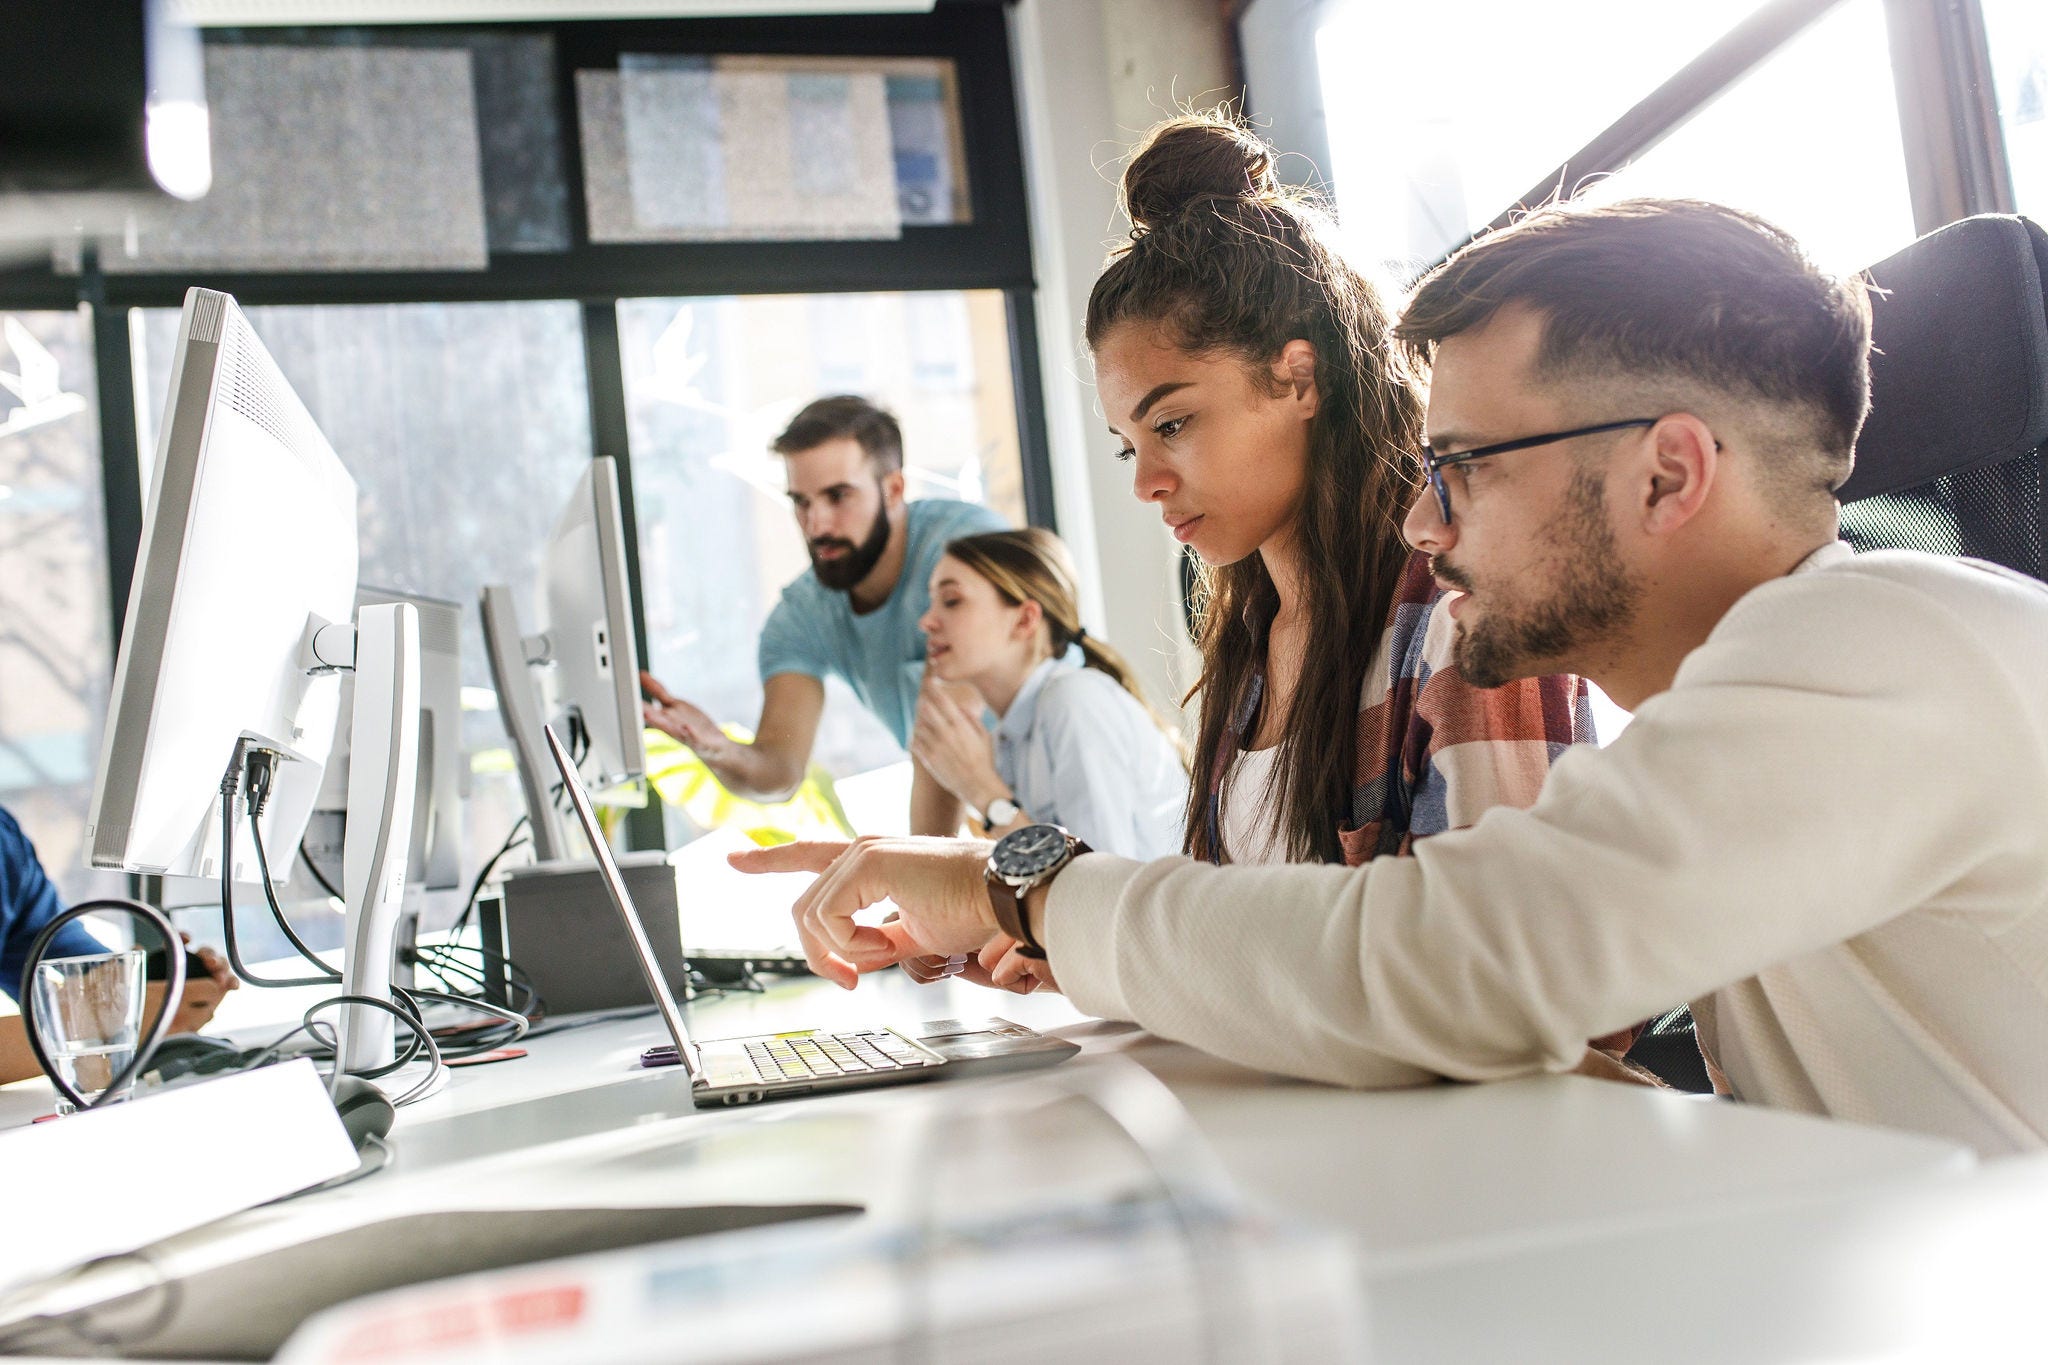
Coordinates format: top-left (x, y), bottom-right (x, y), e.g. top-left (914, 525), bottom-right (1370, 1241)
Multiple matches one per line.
top-left (991, 823), bottom-right (1069, 878)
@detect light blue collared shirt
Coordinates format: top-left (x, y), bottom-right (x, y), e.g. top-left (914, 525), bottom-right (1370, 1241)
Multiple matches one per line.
top-left (991, 654), bottom-right (1186, 859)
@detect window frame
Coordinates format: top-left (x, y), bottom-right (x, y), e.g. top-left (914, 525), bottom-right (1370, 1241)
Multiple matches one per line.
top-left (1239, 0), bottom-right (2023, 270)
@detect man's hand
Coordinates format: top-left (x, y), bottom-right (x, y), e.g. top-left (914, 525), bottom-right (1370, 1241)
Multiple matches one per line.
top-left (641, 671), bottom-right (725, 755)
top-left (909, 679), bottom-right (1004, 814)
top-left (731, 837), bottom-right (998, 989)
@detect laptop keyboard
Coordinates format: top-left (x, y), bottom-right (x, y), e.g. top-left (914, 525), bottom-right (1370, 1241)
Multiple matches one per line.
top-left (744, 1030), bottom-right (931, 1082)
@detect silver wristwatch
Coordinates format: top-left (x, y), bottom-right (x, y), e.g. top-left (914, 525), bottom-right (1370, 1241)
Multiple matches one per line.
top-left (980, 795), bottom-right (1020, 831)
top-left (984, 823), bottom-right (1088, 959)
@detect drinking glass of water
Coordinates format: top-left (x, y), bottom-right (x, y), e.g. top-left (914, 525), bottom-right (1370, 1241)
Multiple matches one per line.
top-left (31, 948), bottom-right (147, 1112)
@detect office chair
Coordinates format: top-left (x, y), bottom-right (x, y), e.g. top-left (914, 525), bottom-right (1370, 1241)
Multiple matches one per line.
top-left (1838, 214), bottom-right (2048, 581)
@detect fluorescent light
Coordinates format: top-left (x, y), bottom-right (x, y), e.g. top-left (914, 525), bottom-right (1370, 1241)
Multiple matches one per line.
top-left (146, 100), bottom-right (212, 201)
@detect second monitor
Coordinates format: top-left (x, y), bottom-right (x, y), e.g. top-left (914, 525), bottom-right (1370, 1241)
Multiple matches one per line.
top-left (480, 456), bottom-right (646, 860)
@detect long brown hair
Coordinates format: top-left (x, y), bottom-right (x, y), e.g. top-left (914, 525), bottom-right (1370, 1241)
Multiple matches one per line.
top-left (1085, 111), bottom-right (1425, 864)
top-left (944, 529), bottom-right (1181, 751)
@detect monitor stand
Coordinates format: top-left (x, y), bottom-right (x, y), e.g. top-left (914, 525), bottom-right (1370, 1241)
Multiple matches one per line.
top-left (334, 601), bottom-right (422, 1075)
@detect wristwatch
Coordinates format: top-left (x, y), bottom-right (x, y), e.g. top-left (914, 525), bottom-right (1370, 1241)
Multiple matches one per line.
top-left (984, 823), bottom-right (1089, 960)
top-left (980, 795), bottom-right (1020, 832)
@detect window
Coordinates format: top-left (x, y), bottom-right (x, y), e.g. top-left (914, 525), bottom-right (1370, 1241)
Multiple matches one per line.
top-left (6, 7), bottom-right (1044, 874)
top-left (618, 290), bottom-right (1023, 795)
top-left (1577, 0), bottom-right (1916, 275)
top-left (1984, 0), bottom-right (2048, 219)
top-left (135, 301), bottom-right (595, 913)
top-left (1314, 0), bottom-right (1780, 277)
top-left (0, 310), bottom-right (124, 905)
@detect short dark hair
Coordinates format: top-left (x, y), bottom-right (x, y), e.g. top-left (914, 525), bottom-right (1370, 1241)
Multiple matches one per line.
top-left (1396, 198), bottom-right (1873, 489)
top-left (772, 395), bottom-right (903, 474)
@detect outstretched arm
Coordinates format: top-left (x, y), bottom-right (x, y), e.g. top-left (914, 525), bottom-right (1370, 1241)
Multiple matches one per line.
top-left (644, 670), bottom-right (825, 804)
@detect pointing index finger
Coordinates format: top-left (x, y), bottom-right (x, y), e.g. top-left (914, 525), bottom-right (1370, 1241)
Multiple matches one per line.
top-left (729, 841), bottom-right (850, 875)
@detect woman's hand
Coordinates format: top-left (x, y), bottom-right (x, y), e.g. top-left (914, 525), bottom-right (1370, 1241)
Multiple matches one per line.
top-left (910, 678), bottom-right (1007, 816)
top-left (977, 933), bottom-right (1061, 995)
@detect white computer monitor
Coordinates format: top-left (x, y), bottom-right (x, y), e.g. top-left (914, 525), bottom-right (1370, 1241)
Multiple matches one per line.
top-left (479, 456), bottom-right (645, 861)
top-left (86, 287), bottom-right (421, 1074)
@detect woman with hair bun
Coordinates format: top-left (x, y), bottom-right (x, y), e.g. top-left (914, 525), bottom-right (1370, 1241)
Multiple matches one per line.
top-left (1085, 111), bottom-right (1593, 871)
top-left (910, 528), bottom-right (1185, 862)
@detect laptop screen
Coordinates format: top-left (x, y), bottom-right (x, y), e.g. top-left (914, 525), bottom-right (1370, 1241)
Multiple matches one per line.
top-left (542, 723), bottom-right (702, 1082)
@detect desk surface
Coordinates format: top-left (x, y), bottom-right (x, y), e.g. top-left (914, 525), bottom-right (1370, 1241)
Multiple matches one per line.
top-left (0, 972), bottom-right (1999, 1363)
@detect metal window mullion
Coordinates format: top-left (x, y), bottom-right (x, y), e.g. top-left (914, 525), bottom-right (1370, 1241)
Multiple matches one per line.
top-left (1883, 0), bottom-right (2018, 234)
top-left (1005, 286), bottom-right (1057, 533)
top-left (82, 271), bottom-right (143, 656)
top-left (1461, 0), bottom-right (1848, 255)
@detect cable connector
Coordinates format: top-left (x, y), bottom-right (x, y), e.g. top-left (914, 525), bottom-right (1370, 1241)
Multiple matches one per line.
top-left (242, 748), bottom-right (281, 819)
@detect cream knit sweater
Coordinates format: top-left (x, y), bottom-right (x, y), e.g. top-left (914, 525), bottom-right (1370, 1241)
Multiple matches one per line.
top-left (1046, 544), bottom-right (2048, 1155)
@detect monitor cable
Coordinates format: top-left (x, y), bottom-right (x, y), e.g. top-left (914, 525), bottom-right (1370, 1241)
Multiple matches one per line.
top-left (215, 766), bottom-right (338, 989)
top-left (447, 813), bottom-right (530, 941)
top-left (297, 844), bottom-right (344, 904)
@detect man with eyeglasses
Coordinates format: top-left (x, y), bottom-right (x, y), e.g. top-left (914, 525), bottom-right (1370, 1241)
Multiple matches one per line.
top-left (737, 199), bottom-right (2048, 1156)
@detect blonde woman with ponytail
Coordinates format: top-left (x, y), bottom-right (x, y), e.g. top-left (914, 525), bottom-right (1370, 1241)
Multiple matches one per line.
top-left (910, 529), bottom-right (1185, 860)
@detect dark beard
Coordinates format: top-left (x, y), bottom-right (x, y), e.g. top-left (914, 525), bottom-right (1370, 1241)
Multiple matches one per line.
top-left (809, 500), bottom-right (893, 592)
top-left (1452, 465), bottom-right (1639, 689)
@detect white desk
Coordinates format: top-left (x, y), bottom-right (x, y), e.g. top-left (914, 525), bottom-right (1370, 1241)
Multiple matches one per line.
top-left (0, 971), bottom-right (2007, 1363)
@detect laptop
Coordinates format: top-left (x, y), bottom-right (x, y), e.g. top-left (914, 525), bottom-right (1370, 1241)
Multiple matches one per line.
top-left (543, 724), bottom-right (1079, 1107)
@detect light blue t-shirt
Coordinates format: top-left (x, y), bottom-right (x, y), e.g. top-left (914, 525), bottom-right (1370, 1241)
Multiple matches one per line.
top-left (992, 654), bottom-right (1188, 859)
top-left (757, 498), bottom-right (1006, 747)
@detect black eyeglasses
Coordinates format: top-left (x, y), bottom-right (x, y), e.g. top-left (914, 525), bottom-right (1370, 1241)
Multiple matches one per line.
top-left (1417, 418), bottom-right (1657, 523)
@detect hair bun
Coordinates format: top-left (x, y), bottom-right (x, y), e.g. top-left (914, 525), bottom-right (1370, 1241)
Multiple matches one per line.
top-left (1121, 114), bottom-right (1280, 233)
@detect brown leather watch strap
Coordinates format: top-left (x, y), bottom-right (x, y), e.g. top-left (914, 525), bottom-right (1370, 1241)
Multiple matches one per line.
top-left (984, 872), bottom-right (1043, 960)
top-left (984, 835), bottom-right (1089, 961)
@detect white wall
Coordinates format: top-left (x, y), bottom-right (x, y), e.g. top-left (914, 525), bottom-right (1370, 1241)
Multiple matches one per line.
top-left (1008, 0), bottom-right (1232, 725)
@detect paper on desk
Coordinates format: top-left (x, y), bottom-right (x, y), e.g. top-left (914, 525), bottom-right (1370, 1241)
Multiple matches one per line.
top-left (669, 828), bottom-right (896, 956)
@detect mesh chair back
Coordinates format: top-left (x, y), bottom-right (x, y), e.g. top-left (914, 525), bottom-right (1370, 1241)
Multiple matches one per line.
top-left (1838, 216), bottom-right (2048, 581)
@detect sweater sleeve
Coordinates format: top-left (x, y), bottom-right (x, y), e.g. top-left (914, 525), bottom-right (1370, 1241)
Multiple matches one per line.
top-left (1043, 569), bottom-right (2046, 1088)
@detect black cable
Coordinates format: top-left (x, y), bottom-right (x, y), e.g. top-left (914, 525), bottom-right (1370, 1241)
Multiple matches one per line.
top-left (298, 844), bottom-right (344, 903)
top-left (411, 943), bottom-right (487, 996)
top-left (217, 787), bottom-right (336, 989)
top-left (18, 899), bottom-right (186, 1113)
top-left (248, 795), bottom-right (341, 983)
top-left (404, 985), bottom-right (530, 1045)
top-left (413, 940), bottom-right (542, 1017)
top-left (448, 815), bottom-right (530, 940)
top-left (295, 991), bottom-right (443, 1103)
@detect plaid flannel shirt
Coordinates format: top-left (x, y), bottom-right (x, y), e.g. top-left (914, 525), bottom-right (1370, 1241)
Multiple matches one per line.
top-left (1206, 550), bottom-right (1594, 864)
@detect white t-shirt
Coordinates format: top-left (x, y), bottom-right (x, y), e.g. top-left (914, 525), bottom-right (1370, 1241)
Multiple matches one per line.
top-left (1218, 746), bottom-right (1290, 865)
